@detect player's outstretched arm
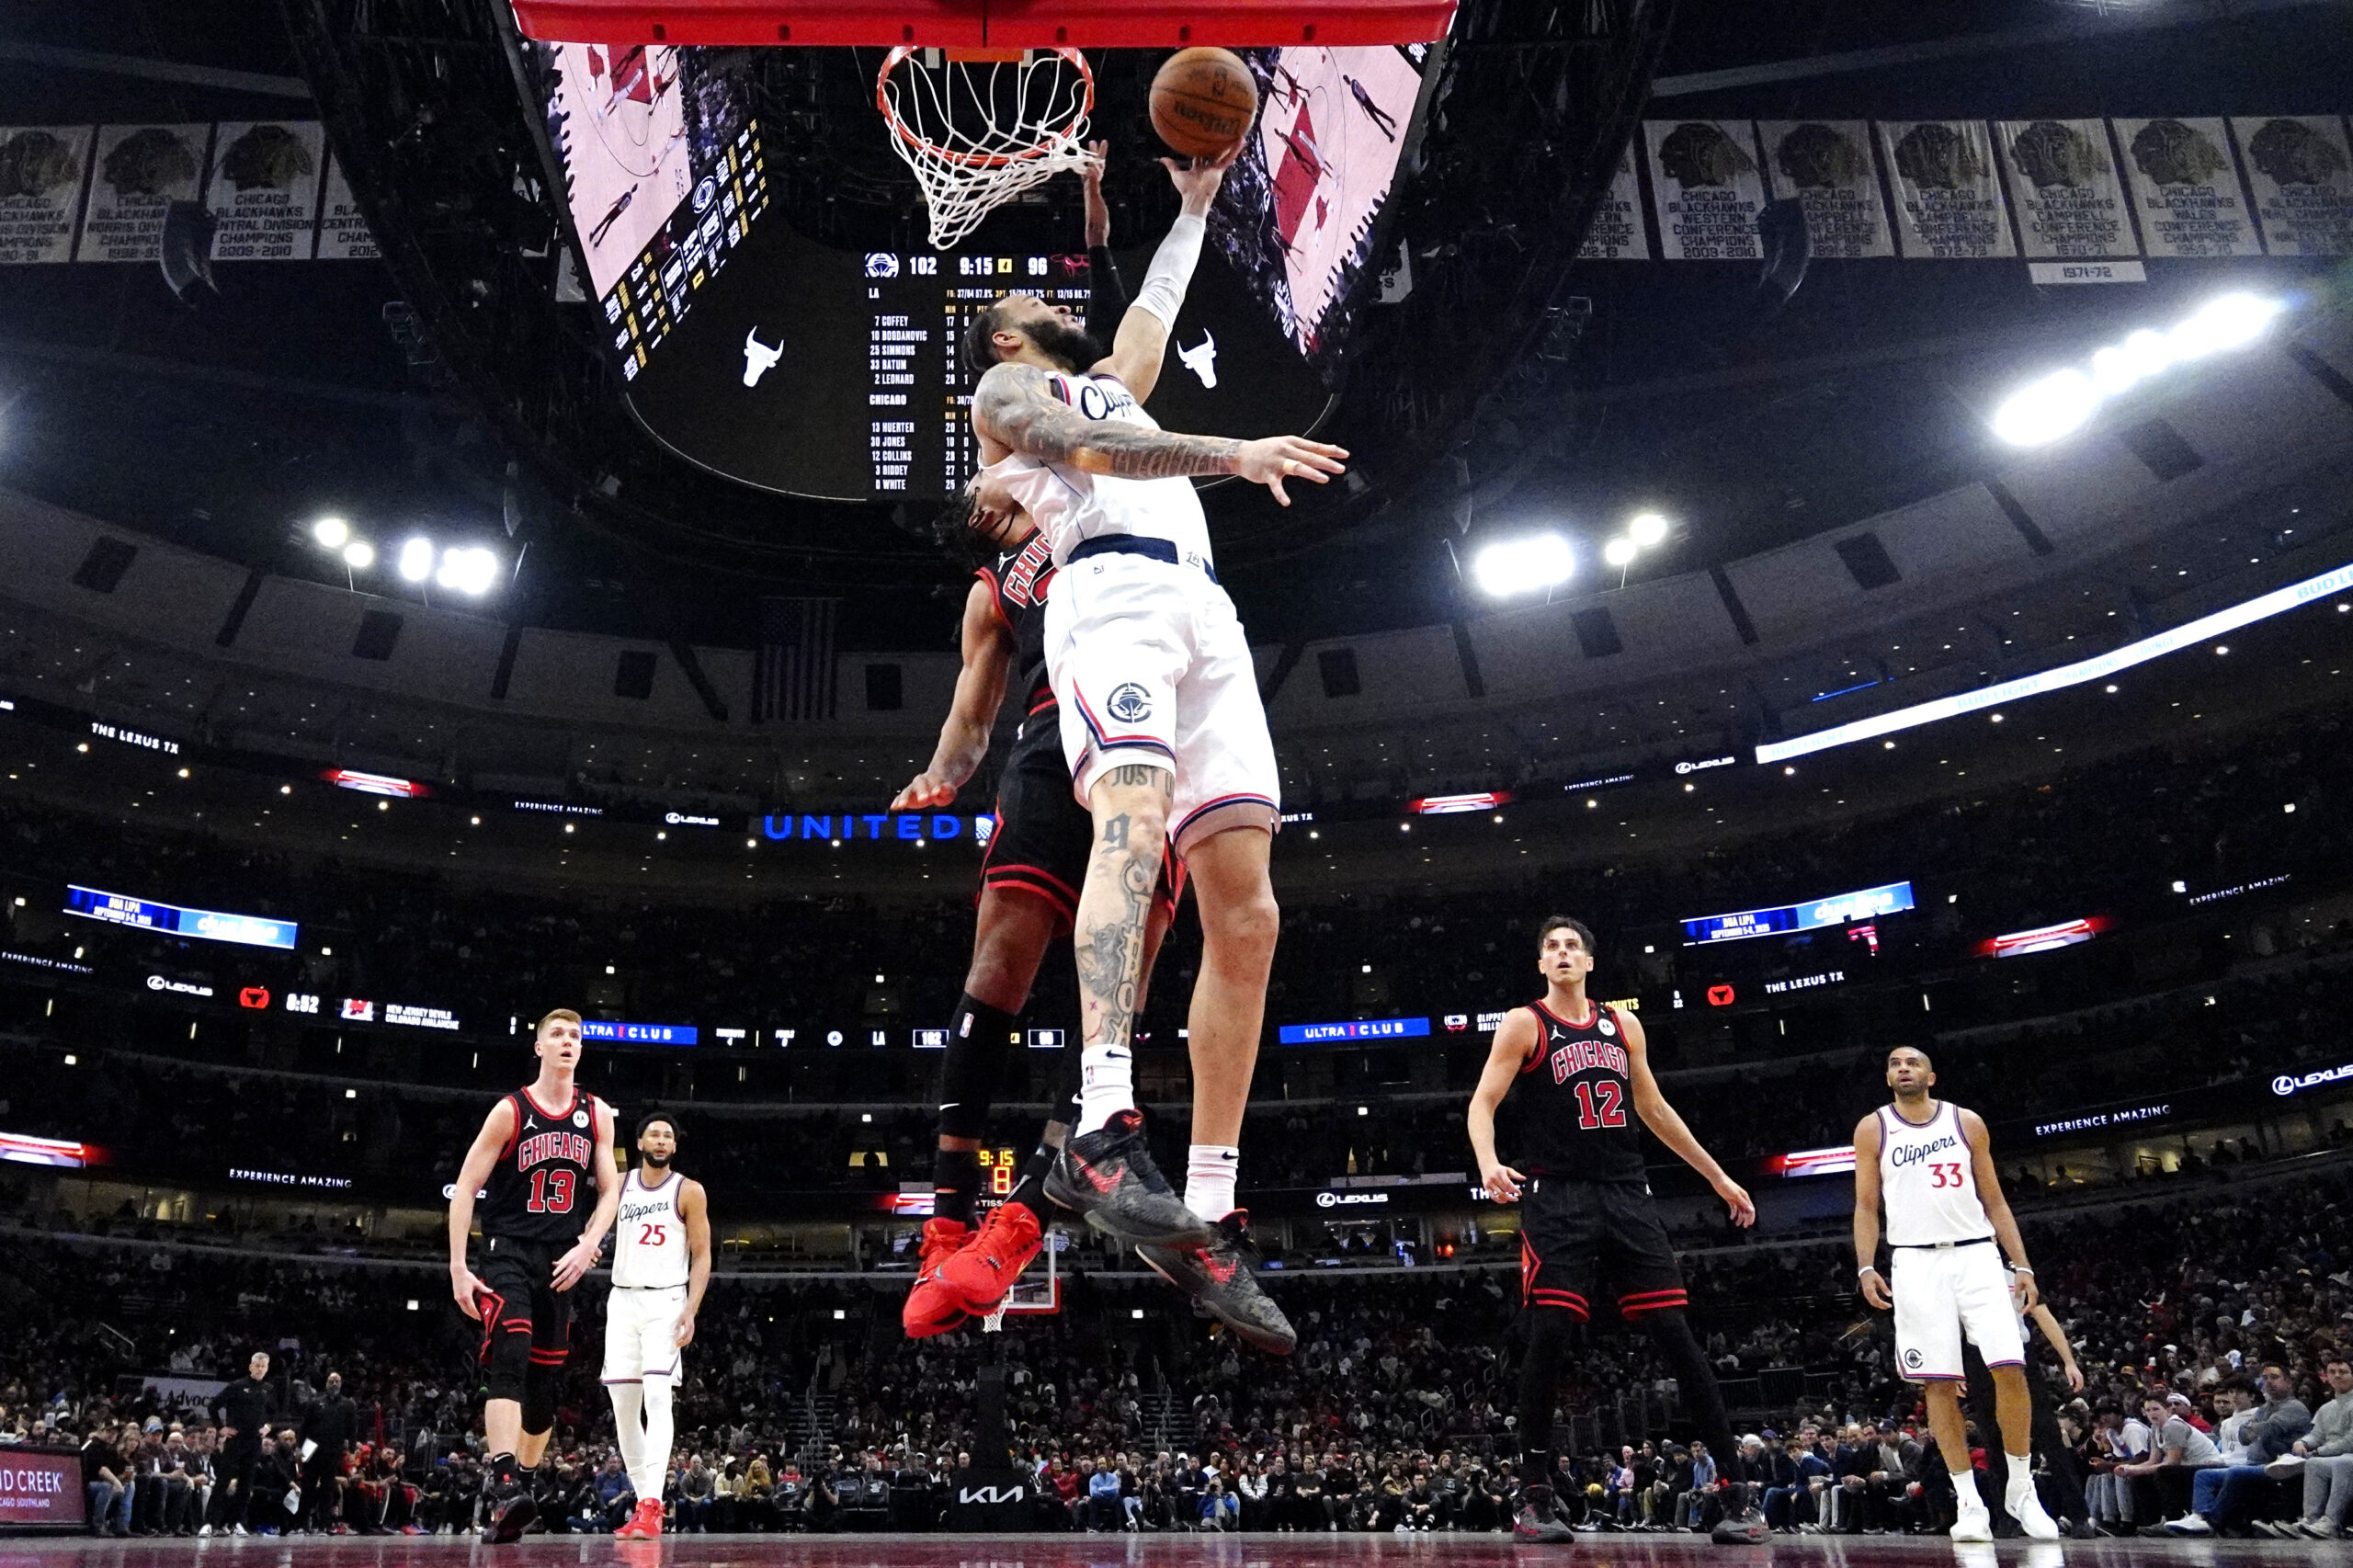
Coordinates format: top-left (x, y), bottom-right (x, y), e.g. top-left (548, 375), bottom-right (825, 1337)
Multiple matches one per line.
top-left (448, 1098), bottom-right (514, 1318)
top-left (1622, 1010), bottom-right (1755, 1226)
top-left (1851, 1113), bottom-right (1890, 1309)
top-left (1466, 1008), bottom-right (1536, 1202)
top-left (1961, 1108), bottom-right (2036, 1308)
top-left (675, 1178), bottom-right (712, 1348)
top-left (1095, 152), bottom-right (1233, 402)
top-left (973, 361), bottom-right (1346, 504)
top-left (893, 579), bottom-right (1013, 811)
top-left (554, 1098), bottom-right (622, 1291)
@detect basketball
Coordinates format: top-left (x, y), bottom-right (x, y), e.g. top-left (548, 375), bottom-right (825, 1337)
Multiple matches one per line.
top-left (1149, 47), bottom-right (1258, 162)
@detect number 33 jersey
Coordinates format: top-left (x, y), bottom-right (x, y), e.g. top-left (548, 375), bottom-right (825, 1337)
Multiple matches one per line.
top-left (1874, 1100), bottom-right (1995, 1246)
top-left (1506, 1000), bottom-right (1646, 1185)
top-left (481, 1085), bottom-right (601, 1244)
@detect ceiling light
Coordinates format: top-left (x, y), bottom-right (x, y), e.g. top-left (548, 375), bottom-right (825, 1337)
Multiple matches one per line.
top-left (1602, 537), bottom-right (1637, 568)
top-left (1991, 368), bottom-right (2097, 448)
top-left (312, 517), bottom-right (349, 550)
top-left (437, 546), bottom-right (500, 596)
top-left (1992, 292), bottom-right (2281, 448)
top-left (1627, 511), bottom-right (1669, 548)
top-left (341, 540), bottom-right (375, 570)
top-left (1471, 533), bottom-right (1574, 597)
top-left (397, 537), bottom-right (435, 582)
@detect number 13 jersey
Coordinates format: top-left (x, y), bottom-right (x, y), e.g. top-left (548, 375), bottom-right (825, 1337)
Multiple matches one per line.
top-left (1508, 1000), bottom-right (1646, 1185)
top-left (1875, 1100), bottom-right (1995, 1246)
top-left (481, 1085), bottom-right (599, 1244)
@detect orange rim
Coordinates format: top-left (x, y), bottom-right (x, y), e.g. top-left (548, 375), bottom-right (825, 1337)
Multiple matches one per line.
top-left (875, 46), bottom-right (1095, 171)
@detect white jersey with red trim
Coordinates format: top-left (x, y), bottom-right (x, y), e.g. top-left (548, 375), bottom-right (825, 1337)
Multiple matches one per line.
top-left (978, 369), bottom-right (1215, 571)
top-left (1876, 1100), bottom-right (1995, 1247)
top-left (611, 1167), bottom-right (688, 1288)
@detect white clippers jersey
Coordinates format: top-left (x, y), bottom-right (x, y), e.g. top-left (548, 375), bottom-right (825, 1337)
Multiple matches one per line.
top-left (1875, 1100), bottom-right (1995, 1247)
top-left (612, 1168), bottom-right (688, 1288)
top-left (979, 369), bottom-right (1216, 571)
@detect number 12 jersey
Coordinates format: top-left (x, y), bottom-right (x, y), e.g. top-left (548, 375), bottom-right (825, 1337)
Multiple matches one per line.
top-left (1507, 999), bottom-right (1646, 1185)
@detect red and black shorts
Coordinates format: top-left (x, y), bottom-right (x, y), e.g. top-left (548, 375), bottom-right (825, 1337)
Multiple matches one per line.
top-left (474, 1234), bottom-right (574, 1371)
top-left (1518, 1176), bottom-right (1688, 1323)
top-left (979, 700), bottom-right (1184, 933)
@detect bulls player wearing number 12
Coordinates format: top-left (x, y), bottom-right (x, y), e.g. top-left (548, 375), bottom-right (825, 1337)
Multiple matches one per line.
top-left (1852, 1046), bottom-right (2061, 1541)
top-left (447, 1008), bottom-right (621, 1542)
top-left (1466, 915), bottom-right (1768, 1546)
top-left (604, 1111), bottom-right (709, 1540)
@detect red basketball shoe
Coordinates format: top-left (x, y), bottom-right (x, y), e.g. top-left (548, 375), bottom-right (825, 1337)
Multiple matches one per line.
top-left (613, 1497), bottom-right (664, 1539)
top-left (901, 1217), bottom-right (972, 1337)
top-left (936, 1200), bottom-right (1043, 1315)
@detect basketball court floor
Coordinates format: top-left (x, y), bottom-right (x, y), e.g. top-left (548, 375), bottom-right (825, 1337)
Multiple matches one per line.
top-left (0, 1536), bottom-right (2338, 1564)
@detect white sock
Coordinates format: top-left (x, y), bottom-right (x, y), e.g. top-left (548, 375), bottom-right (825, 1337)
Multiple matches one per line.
top-left (1184, 1144), bottom-right (1239, 1221)
top-left (639, 1376), bottom-right (676, 1502)
top-left (2005, 1458), bottom-right (2033, 1494)
top-left (607, 1382), bottom-right (646, 1497)
top-left (1075, 1045), bottom-right (1134, 1136)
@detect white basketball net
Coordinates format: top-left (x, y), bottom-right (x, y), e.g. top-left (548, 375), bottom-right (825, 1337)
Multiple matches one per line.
top-left (877, 47), bottom-right (1095, 251)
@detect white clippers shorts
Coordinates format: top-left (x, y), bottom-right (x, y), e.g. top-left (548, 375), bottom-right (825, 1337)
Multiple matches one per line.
top-left (1890, 1242), bottom-right (2024, 1382)
top-left (1045, 546), bottom-right (1280, 855)
top-left (601, 1284), bottom-right (687, 1383)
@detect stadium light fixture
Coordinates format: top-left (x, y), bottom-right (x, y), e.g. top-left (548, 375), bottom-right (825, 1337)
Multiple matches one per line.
top-left (312, 516), bottom-right (349, 550)
top-left (1627, 511), bottom-right (1670, 549)
top-left (340, 540), bottom-right (376, 570)
top-left (1992, 291), bottom-right (2283, 449)
top-left (397, 537), bottom-right (436, 582)
top-left (436, 546), bottom-right (500, 597)
top-left (1472, 533), bottom-right (1574, 597)
top-left (1602, 537), bottom-right (1638, 569)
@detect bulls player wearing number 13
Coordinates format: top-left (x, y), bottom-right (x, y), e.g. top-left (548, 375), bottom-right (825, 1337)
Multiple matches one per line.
top-left (1466, 915), bottom-right (1768, 1546)
top-left (604, 1110), bottom-right (709, 1540)
top-left (447, 1008), bottom-right (621, 1542)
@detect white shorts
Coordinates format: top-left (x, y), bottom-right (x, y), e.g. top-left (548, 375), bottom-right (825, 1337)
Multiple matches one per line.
top-left (1045, 549), bottom-right (1280, 855)
top-left (1891, 1243), bottom-right (2024, 1381)
top-left (601, 1284), bottom-right (687, 1383)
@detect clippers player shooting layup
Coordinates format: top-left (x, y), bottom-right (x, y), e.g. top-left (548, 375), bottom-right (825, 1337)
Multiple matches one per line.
top-left (603, 1111), bottom-right (709, 1540)
top-left (894, 145), bottom-right (1200, 1340)
top-left (449, 1008), bottom-right (620, 1542)
top-left (1853, 1046), bottom-right (2060, 1541)
top-left (1466, 916), bottom-right (1768, 1546)
top-left (965, 148), bottom-right (1344, 1352)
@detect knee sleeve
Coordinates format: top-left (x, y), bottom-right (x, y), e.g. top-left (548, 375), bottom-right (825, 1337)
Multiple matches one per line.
top-left (938, 994), bottom-right (1017, 1139)
top-left (485, 1323), bottom-right (532, 1403)
top-left (1644, 1308), bottom-right (1739, 1480)
top-left (522, 1359), bottom-right (560, 1437)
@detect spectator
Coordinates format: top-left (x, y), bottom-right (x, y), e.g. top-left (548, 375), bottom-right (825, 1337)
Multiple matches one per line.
top-left (2270, 1353), bottom-right (2353, 1539)
top-left (2163, 1363), bottom-right (2310, 1535)
top-left (81, 1421), bottom-right (130, 1538)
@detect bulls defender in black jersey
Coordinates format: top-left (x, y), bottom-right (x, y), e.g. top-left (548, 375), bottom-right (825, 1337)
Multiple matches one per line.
top-left (448, 1007), bottom-right (620, 1541)
top-left (1467, 915), bottom-right (1766, 1545)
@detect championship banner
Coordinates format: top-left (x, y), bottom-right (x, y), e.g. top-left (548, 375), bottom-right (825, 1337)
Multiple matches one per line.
top-left (1758, 120), bottom-right (1893, 258)
top-left (2231, 115), bottom-right (2353, 256)
top-left (1878, 119), bottom-right (2017, 258)
top-left (314, 152), bottom-right (381, 260)
top-left (1575, 142), bottom-right (1652, 260)
top-left (1995, 119), bottom-right (2139, 259)
top-left (0, 126), bottom-right (94, 265)
top-left (75, 123), bottom-right (212, 263)
top-left (2114, 118), bottom-right (2261, 258)
top-left (1643, 120), bottom-right (1764, 260)
top-left (206, 121), bottom-right (326, 261)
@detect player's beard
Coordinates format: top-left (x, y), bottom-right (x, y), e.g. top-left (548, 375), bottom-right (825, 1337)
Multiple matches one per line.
top-left (1028, 315), bottom-right (1103, 372)
top-left (641, 1152), bottom-right (671, 1172)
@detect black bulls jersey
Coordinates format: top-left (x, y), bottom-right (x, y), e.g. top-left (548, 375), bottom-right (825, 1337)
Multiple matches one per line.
top-left (1506, 999), bottom-right (1646, 1185)
top-left (978, 532), bottom-right (1055, 713)
top-left (481, 1085), bottom-right (598, 1244)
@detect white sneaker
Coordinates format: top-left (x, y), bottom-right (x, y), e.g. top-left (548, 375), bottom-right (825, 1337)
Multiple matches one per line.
top-left (1951, 1498), bottom-right (1995, 1543)
top-left (231, 1524), bottom-right (248, 1537)
top-left (2299, 1518), bottom-right (2342, 1540)
top-left (2162, 1513), bottom-right (2212, 1536)
top-left (197, 1525), bottom-right (213, 1538)
top-left (2008, 1483), bottom-right (2062, 1540)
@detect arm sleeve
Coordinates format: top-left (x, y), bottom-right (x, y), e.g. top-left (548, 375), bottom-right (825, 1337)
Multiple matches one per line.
top-left (1087, 244), bottom-right (1127, 329)
top-left (1129, 212), bottom-right (1205, 329)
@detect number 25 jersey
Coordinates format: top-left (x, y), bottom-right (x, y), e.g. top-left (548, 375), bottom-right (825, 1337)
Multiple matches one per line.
top-left (1873, 1100), bottom-right (1994, 1246)
top-left (481, 1085), bottom-right (598, 1244)
top-left (1506, 1000), bottom-right (1646, 1185)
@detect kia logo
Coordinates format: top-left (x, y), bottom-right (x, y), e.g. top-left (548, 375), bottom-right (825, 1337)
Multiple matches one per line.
top-left (1706, 983), bottom-right (1736, 1006)
top-left (239, 986), bottom-right (270, 1010)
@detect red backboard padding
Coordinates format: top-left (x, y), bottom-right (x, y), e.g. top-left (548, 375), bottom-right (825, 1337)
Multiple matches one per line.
top-left (509, 0), bottom-right (1456, 48)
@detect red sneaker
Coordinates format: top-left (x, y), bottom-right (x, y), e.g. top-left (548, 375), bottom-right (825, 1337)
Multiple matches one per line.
top-left (613, 1497), bottom-right (664, 1539)
top-left (901, 1216), bottom-right (972, 1337)
top-left (936, 1200), bottom-right (1043, 1315)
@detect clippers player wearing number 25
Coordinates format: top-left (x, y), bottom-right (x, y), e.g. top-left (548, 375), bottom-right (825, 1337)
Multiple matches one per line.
top-left (447, 1007), bottom-right (621, 1542)
top-left (603, 1111), bottom-right (709, 1540)
top-left (1851, 1046), bottom-right (2060, 1541)
top-left (1466, 915), bottom-right (1768, 1546)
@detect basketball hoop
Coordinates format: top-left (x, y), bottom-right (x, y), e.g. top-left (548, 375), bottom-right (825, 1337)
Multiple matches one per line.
top-left (876, 46), bottom-right (1095, 251)
top-left (980, 1221), bottom-right (1063, 1332)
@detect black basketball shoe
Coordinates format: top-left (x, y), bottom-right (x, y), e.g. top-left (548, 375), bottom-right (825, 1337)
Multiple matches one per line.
top-left (1045, 1108), bottom-right (1214, 1248)
top-left (1136, 1209), bottom-right (1296, 1354)
top-left (1514, 1483), bottom-right (1574, 1544)
top-left (483, 1480), bottom-right (537, 1544)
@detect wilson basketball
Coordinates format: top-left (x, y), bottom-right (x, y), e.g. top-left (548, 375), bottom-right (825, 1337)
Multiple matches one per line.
top-left (1149, 48), bottom-right (1258, 161)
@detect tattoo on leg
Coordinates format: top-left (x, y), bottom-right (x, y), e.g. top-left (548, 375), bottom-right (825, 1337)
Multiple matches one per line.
top-left (1075, 833), bottom-right (1159, 1048)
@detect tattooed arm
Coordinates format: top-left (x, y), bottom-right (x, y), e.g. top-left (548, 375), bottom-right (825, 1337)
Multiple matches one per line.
top-left (972, 362), bottom-right (1347, 506)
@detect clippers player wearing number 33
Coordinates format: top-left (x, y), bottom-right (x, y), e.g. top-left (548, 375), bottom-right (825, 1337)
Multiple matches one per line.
top-left (603, 1110), bottom-right (709, 1540)
top-left (447, 1008), bottom-right (621, 1542)
top-left (1851, 1046), bottom-right (2060, 1541)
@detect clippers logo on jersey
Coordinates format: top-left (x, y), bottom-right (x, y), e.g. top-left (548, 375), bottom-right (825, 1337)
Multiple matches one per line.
top-left (1875, 1100), bottom-right (1995, 1247)
top-left (1888, 1127), bottom-right (1964, 1169)
top-left (1051, 372), bottom-right (1142, 425)
top-left (1107, 683), bottom-right (1153, 723)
